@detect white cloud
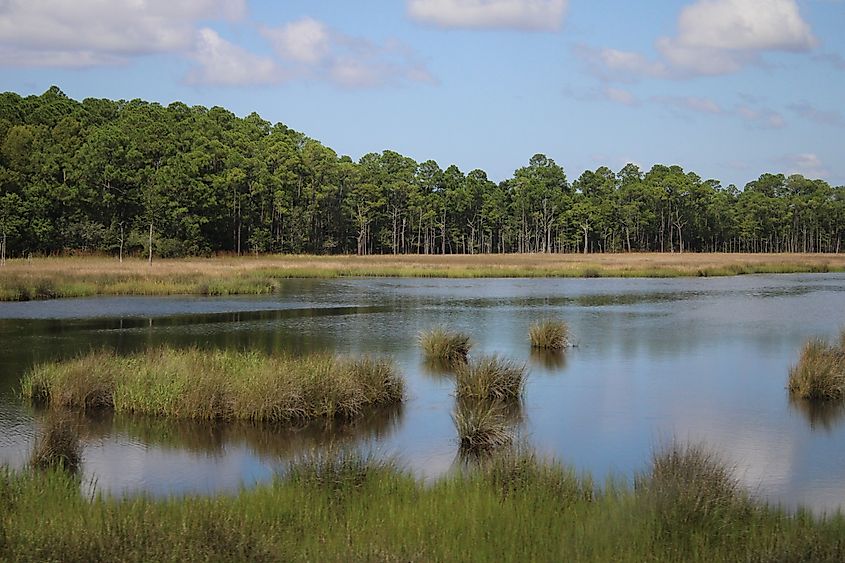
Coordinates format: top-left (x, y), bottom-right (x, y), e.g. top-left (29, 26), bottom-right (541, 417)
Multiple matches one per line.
top-left (583, 0), bottom-right (817, 79)
top-left (0, 0), bottom-right (246, 67)
top-left (262, 17), bottom-right (331, 65)
top-left (407, 0), bottom-right (568, 31)
top-left (262, 18), bottom-right (436, 88)
top-left (783, 153), bottom-right (829, 179)
top-left (671, 0), bottom-right (815, 52)
top-left (186, 28), bottom-right (284, 86)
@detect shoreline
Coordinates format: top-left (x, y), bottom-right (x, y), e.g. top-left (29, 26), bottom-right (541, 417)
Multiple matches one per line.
top-left (1, 253), bottom-right (843, 301)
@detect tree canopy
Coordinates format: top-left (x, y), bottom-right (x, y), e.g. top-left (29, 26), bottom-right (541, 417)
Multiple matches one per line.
top-left (1, 87), bottom-right (842, 258)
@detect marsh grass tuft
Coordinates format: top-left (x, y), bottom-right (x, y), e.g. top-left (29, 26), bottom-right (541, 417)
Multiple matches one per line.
top-left (788, 339), bottom-right (845, 401)
top-left (30, 416), bottom-right (82, 473)
top-left (455, 356), bottom-right (526, 403)
top-left (453, 401), bottom-right (513, 455)
top-left (473, 446), bottom-right (594, 502)
top-left (22, 347), bottom-right (404, 424)
top-left (529, 319), bottom-right (570, 350)
top-left (287, 449), bottom-right (398, 493)
top-left (419, 328), bottom-right (472, 363)
top-left (637, 441), bottom-right (746, 533)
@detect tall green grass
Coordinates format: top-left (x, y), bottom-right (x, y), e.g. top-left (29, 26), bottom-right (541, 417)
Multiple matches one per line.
top-left (21, 347), bottom-right (404, 423)
top-left (4, 446), bottom-right (845, 562)
top-left (419, 327), bottom-right (472, 363)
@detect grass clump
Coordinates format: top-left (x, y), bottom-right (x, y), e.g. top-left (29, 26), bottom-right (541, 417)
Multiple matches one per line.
top-left (637, 442), bottom-right (746, 532)
top-left (453, 401), bottom-right (514, 455)
top-left (788, 338), bottom-right (845, 401)
top-left (30, 416), bottom-right (82, 473)
top-left (529, 319), bottom-right (570, 350)
top-left (419, 327), bottom-right (472, 363)
top-left (21, 347), bottom-right (404, 424)
top-left (455, 356), bottom-right (526, 403)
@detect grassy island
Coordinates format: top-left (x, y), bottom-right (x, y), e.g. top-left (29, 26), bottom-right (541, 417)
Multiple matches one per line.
top-left (22, 347), bottom-right (404, 423)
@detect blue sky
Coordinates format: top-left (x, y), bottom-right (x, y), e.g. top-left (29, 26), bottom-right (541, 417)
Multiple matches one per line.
top-left (0, 0), bottom-right (843, 187)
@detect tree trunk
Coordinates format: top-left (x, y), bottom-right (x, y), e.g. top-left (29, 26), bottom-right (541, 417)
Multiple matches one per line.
top-left (148, 222), bottom-right (153, 266)
top-left (582, 224), bottom-right (589, 254)
top-left (119, 223), bottom-right (124, 263)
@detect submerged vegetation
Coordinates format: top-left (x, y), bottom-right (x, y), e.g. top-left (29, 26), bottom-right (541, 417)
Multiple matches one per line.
top-left (419, 327), bottom-right (473, 364)
top-left (22, 347), bottom-right (404, 423)
top-left (3, 446), bottom-right (845, 561)
top-left (788, 332), bottom-right (845, 401)
top-left (529, 319), bottom-right (570, 350)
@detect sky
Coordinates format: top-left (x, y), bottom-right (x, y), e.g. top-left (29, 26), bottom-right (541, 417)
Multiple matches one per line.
top-left (0, 0), bottom-right (843, 187)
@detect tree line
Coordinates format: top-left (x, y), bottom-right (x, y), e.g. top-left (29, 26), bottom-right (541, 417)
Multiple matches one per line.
top-left (1, 87), bottom-right (843, 262)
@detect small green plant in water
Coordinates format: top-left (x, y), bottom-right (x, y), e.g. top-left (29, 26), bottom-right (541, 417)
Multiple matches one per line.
top-left (529, 319), bottom-right (570, 350)
top-left (419, 327), bottom-right (472, 363)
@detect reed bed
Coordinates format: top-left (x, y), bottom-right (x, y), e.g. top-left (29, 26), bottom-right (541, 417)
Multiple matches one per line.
top-left (455, 356), bottom-right (527, 403)
top-left (4, 446), bottom-right (845, 562)
top-left (21, 348), bottom-right (404, 423)
top-left (529, 319), bottom-right (570, 350)
top-left (1, 253), bottom-right (843, 301)
top-left (419, 328), bottom-right (472, 364)
top-left (788, 337), bottom-right (845, 401)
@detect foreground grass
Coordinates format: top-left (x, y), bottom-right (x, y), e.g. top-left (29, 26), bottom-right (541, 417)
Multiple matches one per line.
top-left (1, 253), bottom-right (843, 301)
top-left (21, 348), bottom-right (404, 423)
top-left (2, 447), bottom-right (845, 562)
top-left (789, 331), bottom-right (845, 401)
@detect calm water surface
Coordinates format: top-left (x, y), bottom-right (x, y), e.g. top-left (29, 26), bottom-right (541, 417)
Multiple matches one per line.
top-left (2, 274), bottom-right (844, 512)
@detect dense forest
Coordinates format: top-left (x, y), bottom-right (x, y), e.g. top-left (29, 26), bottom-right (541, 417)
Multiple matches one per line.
top-left (0, 87), bottom-right (843, 261)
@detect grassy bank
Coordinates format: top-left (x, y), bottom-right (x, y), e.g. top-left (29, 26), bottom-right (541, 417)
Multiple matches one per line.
top-left (1, 253), bottom-right (843, 301)
top-left (2, 446), bottom-right (845, 562)
top-left (22, 348), bottom-right (404, 423)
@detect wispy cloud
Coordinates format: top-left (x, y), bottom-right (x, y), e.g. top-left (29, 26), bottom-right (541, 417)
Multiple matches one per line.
top-left (186, 29), bottom-right (285, 86)
top-left (407, 0), bottom-right (568, 31)
top-left (782, 153), bottom-right (829, 178)
top-left (262, 18), bottom-right (435, 88)
top-left (788, 101), bottom-right (845, 128)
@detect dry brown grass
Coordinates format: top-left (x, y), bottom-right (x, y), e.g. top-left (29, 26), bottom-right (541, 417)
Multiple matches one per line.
top-left (0, 253), bottom-right (842, 300)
